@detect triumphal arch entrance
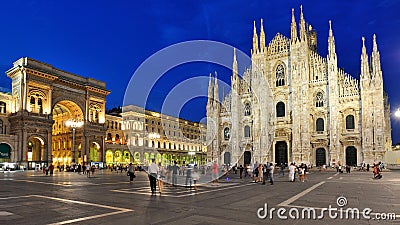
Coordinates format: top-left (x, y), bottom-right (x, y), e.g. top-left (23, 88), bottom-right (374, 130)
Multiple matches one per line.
top-left (7, 58), bottom-right (109, 169)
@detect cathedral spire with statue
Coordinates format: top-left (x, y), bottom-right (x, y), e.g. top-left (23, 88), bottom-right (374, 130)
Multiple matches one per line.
top-left (206, 6), bottom-right (392, 167)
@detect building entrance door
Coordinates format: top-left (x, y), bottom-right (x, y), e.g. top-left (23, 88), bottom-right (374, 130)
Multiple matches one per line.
top-left (346, 146), bottom-right (357, 166)
top-left (244, 151), bottom-right (251, 166)
top-left (316, 148), bottom-right (326, 166)
top-left (275, 141), bottom-right (288, 165)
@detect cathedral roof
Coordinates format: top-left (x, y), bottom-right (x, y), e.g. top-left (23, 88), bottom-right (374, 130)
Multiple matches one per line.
top-left (267, 33), bottom-right (290, 56)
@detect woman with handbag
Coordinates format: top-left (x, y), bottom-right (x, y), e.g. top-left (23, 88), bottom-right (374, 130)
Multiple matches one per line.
top-left (128, 163), bottom-right (135, 183)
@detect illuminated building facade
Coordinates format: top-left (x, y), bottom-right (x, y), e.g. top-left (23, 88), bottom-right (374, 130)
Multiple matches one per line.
top-left (207, 7), bottom-right (392, 167)
top-left (121, 105), bottom-right (207, 166)
top-left (1, 57), bottom-right (109, 168)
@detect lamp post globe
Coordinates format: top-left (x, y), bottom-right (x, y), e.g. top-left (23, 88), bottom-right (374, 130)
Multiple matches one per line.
top-left (395, 109), bottom-right (400, 118)
top-left (66, 120), bottom-right (84, 165)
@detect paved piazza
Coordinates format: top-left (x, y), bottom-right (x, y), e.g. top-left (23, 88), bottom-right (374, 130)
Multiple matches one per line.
top-left (1, 169), bottom-right (399, 225)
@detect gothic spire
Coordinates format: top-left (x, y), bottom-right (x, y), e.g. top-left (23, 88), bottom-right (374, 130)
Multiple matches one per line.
top-left (361, 36), bottom-right (370, 80)
top-left (213, 71), bottom-right (219, 104)
top-left (291, 8), bottom-right (298, 43)
top-left (299, 5), bottom-right (307, 42)
top-left (233, 48), bottom-right (238, 77)
top-left (252, 20), bottom-right (259, 54)
top-left (207, 73), bottom-right (214, 105)
top-left (259, 18), bottom-right (266, 52)
top-left (371, 34), bottom-right (382, 74)
top-left (328, 20), bottom-right (336, 58)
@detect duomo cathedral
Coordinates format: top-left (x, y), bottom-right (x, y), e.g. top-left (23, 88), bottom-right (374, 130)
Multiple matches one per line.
top-left (206, 6), bottom-right (392, 167)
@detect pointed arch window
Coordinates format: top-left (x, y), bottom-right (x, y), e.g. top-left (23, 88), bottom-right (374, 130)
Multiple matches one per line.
top-left (244, 125), bottom-right (250, 138)
top-left (276, 102), bottom-right (285, 117)
top-left (244, 102), bottom-right (251, 116)
top-left (30, 96), bottom-right (35, 105)
top-left (315, 92), bottom-right (324, 107)
top-left (346, 115), bottom-right (355, 130)
top-left (0, 101), bottom-right (6, 114)
top-left (224, 127), bottom-right (230, 140)
top-left (38, 98), bottom-right (43, 114)
top-left (275, 64), bottom-right (285, 86)
top-left (316, 118), bottom-right (324, 132)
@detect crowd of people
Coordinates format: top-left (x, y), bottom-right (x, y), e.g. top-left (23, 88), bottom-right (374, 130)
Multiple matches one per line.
top-left (35, 157), bottom-right (388, 197)
top-left (230, 162), bottom-right (310, 184)
top-left (42, 163), bottom-right (97, 177)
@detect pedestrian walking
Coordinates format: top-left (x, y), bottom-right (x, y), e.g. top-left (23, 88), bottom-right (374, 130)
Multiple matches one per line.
top-left (280, 163), bottom-right (285, 176)
top-left (338, 164), bottom-right (343, 173)
top-left (239, 165), bottom-right (244, 179)
top-left (128, 163), bottom-right (135, 183)
top-left (185, 165), bottom-right (193, 188)
top-left (253, 163), bottom-right (259, 182)
top-left (45, 165), bottom-right (49, 175)
top-left (244, 164), bottom-right (250, 178)
top-left (212, 162), bottom-right (219, 185)
top-left (346, 165), bottom-right (351, 173)
top-left (192, 166), bottom-right (200, 191)
top-left (299, 166), bottom-right (305, 182)
top-left (86, 164), bottom-right (91, 178)
top-left (289, 163), bottom-right (296, 182)
top-left (158, 163), bottom-right (165, 194)
top-left (171, 161), bottom-right (178, 187)
top-left (257, 164), bottom-right (263, 183)
top-left (262, 164), bottom-right (268, 185)
top-left (91, 165), bottom-right (95, 177)
top-left (269, 163), bottom-right (274, 185)
top-left (77, 164), bottom-right (82, 174)
top-left (148, 159), bottom-right (159, 194)
top-left (49, 164), bottom-right (54, 176)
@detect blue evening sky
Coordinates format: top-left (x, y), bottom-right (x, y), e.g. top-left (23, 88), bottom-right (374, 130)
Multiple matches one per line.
top-left (0, 1), bottom-right (400, 143)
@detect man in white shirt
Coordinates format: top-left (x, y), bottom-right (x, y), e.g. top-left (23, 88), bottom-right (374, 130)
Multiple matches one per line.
top-left (289, 163), bottom-right (296, 182)
top-left (269, 163), bottom-right (275, 185)
top-left (148, 159), bottom-right (159, 194)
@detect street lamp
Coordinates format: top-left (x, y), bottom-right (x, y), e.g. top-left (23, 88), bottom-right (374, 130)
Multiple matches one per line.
top-left (395, 108), bottom-right (400, 118)
top-left (66, 120), bottom-right (84, 164)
